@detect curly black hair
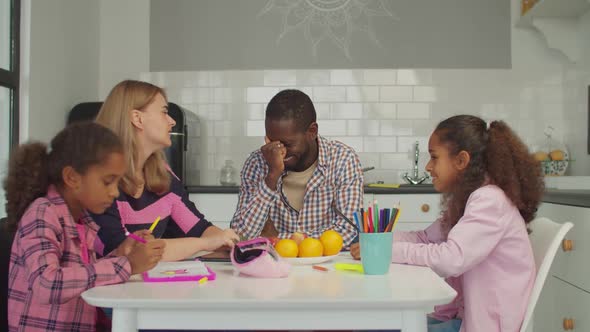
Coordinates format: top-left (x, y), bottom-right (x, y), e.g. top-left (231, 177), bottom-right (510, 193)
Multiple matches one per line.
top-left (3, 122), bottom-right (123, 232)
top-left (435, 115), bottom-right (545, 234)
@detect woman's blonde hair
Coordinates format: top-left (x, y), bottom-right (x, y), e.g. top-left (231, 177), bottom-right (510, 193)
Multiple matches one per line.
top-left (96, 80), bottom-right (171, 195)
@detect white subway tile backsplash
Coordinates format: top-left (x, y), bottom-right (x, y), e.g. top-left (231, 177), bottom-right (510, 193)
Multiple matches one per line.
top-left (247, 104), bottom-right (265, 120)
top-left (364, 137), bottom-right (397, 153)
top-left (397, 69), bottom-right (433, 85)
top-left (357, 153), bottom-right (380, 170)
top-left (413, 86), bottom-right (438, 102)
top-left (380, 153), bottom-right (411, 169)
top-left (315, 103), bottom-right (331, 119)
top-left (313, 87), bottom-right (346, 102)
top-left (214, 88), bottom-right (232, 103)
top-left (397, 103), bottom-right (430, 119)
top-left (332, 103), bottom-right (363, 119)
top-left (380, 86), bottom-right (413, 102)
top-left (346, 86), bottom-right (379, 102)
top-left (397, 136), bottom-right (429, 153)
top-left (317, 120), bottom-right (347, 136)
top-left (347, 120), bottom-right (363, 136)
top-left (214, 121), bottom-right (232, 137)
top-left (363, 69), bottom-right (396, 85)
top-left (153, 64), bottom-right (589, 184)
top-left (246, 87), bottom-right (280, 103)
top-left (330, 70), bottom-right (362, 85)
top-left (365, 103), bottom-right (396, 119)
top-left (365, 120), bottom-right (380, 136)
top-left (264, 70), bottom-right (297, 86)
top-left (297, 70), bottom-right (331, 86)
top-left (246, 120), bottom-right (265, 137)
top-left (332, 136), bottom-right (363, 153)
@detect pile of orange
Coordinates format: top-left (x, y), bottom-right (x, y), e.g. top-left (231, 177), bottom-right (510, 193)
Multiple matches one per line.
top-left (274, 230), bottom-right (343, 258)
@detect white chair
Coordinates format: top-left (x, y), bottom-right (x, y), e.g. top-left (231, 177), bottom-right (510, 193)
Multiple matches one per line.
top-left (519, 217), bottom-right (574, 332)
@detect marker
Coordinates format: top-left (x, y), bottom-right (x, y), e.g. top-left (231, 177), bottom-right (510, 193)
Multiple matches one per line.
top-left (334, 263), bottom-right (364, 273)
top-left (312, 265), bottom-right (328, 272)
top-left (149, 216), bottom-right (161, 233)
top-left (125, 231), bottom-right (147, 244)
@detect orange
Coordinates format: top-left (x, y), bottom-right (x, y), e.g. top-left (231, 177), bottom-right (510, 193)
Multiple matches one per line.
top-left (298, 238), bottom-right (324, 257)
top-left (319, 230), bottom-right (343, 256)
top-left (274, 239), bottom-right (299, 258)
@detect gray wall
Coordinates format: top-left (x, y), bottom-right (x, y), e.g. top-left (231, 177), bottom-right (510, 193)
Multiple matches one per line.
top-left (28, 0), bottom-right (100, 142)
top-left (150, 0), bottom-right (510, 71)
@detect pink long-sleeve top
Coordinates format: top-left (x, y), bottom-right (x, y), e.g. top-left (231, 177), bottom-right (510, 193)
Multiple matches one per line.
top-left (8, 186), bottom-right (132, 332)
top-left (392, 185), bottom-right (535, 332)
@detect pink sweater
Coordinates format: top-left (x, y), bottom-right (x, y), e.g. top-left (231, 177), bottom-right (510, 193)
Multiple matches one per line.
top-left (392, 185), bottom-right (535, 332)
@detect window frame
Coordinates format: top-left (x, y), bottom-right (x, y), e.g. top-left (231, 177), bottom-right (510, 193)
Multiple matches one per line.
top-left (0, 0), bottom-right (20, 149)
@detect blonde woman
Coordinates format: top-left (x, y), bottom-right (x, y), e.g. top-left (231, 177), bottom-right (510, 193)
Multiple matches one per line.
top-left (93, 80), bottom-right (239, 261)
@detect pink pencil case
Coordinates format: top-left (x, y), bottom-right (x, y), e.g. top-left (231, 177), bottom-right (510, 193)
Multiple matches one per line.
top-left (231, 237), bottom-right (290, 278)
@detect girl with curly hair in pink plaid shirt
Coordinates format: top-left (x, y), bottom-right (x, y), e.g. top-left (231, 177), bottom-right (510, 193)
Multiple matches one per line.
top-left (5, 122), bottom-right (166, 332)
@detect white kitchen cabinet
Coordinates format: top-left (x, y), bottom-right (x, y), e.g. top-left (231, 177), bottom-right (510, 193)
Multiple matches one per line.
top-left (533, 202), bottom-right (590, 332)
top-left (373, 194), bottom-right (441, 223)
top-left (189, 193), bottom-right (440, 232)
top-left (189, 193), bottom-right (237, 230)
top-left (516, 0), bottom-right (590, 63)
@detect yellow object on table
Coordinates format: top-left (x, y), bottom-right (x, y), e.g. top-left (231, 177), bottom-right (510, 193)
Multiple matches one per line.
top-left (367, 183), bottom-right (400, 189)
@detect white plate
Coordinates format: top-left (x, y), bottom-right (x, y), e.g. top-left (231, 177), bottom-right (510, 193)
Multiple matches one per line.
top-left (283, 254), bottom-right (339, 265)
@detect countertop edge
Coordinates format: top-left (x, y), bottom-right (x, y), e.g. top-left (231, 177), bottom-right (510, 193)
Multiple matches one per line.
top-left (186, 186), bottom-right (590, 208)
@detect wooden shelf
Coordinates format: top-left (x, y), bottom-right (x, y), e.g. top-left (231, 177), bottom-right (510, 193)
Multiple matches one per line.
top-left (516, 0), bottom-right (590, 62)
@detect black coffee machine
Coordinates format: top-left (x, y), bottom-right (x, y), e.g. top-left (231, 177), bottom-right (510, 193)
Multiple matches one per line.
top-left (67, 102), bottom-right (188, 185)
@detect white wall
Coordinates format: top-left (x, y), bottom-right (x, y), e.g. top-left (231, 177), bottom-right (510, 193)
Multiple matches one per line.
top-left (98, 0), bottom-right (149, 99)
top-left (27, 0), bottom-right (100, 143)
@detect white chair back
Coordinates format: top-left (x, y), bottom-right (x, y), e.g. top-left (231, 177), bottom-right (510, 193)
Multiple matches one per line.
top-left (520, 217), bottom-right (573, 332)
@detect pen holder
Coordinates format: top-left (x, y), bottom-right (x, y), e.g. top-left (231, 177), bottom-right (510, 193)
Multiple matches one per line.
top-left (359, 232), bottom-right (393, 275)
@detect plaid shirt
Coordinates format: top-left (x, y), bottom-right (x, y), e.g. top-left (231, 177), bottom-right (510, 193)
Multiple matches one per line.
top-left (8, 186), bottom-right (131, 332)
top-left (231, 136), bottom-right (363, 247)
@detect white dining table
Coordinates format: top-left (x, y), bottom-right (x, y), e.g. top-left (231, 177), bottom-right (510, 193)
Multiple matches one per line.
top-left (82, 254), bottom-right (456, 332)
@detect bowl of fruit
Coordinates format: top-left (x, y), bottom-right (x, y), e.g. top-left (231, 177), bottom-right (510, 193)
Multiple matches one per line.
top-left (271, 230), bottom-right (343, 265)
top-left (532, 127), bottom-right (570, 176)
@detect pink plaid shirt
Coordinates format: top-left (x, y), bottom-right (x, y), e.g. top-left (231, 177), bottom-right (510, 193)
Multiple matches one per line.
top-left (8, 186), bottom-right (132, 332)
top-left (231, 136), bottom-right (363, 246)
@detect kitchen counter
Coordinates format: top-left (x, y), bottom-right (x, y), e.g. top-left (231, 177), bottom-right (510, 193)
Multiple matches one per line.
top-left (186, 184), bottom-right (439, 194)
top-left (543, 188), bottom-right (590, 208)
top-left (186, 186), bottom-right (590, 208)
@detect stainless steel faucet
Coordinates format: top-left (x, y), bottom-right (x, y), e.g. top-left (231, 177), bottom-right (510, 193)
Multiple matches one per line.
top-left (403, 141), bottom-right (430, 185)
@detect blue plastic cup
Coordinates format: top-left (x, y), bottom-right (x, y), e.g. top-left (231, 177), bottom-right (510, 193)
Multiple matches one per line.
top-left (359, 232), bottom-right (393, 275)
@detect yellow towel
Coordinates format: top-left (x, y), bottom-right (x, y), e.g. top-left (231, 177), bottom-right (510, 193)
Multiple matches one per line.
top-left (367, 183), bottom-right (401, 188)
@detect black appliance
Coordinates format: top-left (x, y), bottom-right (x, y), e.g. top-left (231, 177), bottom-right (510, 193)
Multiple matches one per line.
top-left (67, 102), bottom-right (188, 185)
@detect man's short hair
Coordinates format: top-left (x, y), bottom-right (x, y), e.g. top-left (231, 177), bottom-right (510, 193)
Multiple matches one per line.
top-left (265, 89), bottom-right (317, 132)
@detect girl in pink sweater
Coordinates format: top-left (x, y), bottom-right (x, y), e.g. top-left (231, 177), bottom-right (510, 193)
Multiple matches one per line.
top-left (352, 115), bottom-right (544, 332)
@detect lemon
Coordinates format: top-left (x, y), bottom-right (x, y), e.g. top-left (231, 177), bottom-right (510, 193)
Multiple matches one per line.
top-left (298, 238), bottom-right (324, 257)
top-left (274, 239), bottom-right (299, 258)
top-left (549, 150), bottom-right (565, 161)
top-left (319, 230), bottom-right (343, 256)
top-left (533, 151), bottom-right (549, 162)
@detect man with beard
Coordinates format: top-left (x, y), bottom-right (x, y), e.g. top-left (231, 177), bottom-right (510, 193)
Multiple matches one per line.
top-left (231, 89), bottom-right (362, 247)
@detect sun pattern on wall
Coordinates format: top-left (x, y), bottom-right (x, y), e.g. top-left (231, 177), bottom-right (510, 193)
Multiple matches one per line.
top-left (258, 0), bottom-right (397, 61)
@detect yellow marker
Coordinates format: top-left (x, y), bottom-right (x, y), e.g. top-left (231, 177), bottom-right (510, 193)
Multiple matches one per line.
top-left (198, 277), bottom-right (208, 285)
top-left (148, 216), bottom-right (161, 232)
top-left (391, 207), bottom-right (402, 232)
top-left (334, 263), bottom-right (364, 273)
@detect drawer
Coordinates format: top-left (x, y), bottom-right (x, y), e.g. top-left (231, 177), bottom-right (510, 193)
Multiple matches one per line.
top-left (552, 277), bottom-right (590, 332)
top-left (373, 194), bottom-right (441, 222)
top-left (189, 194), bottom-right (238, 223)
top-left (538, 203), bottom-right (590, 291)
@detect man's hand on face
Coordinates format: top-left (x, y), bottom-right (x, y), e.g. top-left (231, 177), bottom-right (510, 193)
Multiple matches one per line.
top-left (262, 136), bottom-right (287, 176)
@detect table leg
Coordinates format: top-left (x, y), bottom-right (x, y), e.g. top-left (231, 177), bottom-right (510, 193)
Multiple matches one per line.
top-left (112, 308), bottom-right (138, 332)
top-left (401, 310), bottom-right (427, 332)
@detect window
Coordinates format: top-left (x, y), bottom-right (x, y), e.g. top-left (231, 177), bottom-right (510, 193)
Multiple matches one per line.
top-left (0, 0), bottom-right (20, 218)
